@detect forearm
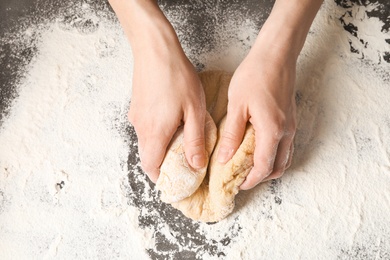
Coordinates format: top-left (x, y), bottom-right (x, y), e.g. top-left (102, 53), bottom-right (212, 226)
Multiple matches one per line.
top-left (108, 0), bottom-right (182, 59)
top-left (253, 0), bottom-right (323, 61)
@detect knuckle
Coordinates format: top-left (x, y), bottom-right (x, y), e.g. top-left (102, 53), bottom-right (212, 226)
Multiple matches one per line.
top-left (187, 103), bottom-right (206, 116)
top-left (256, 154), bottom-right (274, 170)
top-left (285, 129), bottom-right (296, 139)
top-left (268, 117), bottom-right (298, 141)
top-left (286, 122), bottom-right (297, 137)
top-left (185, 137), bottom-right (205, 149)
top-left (268, 121), bottom-right (285, 140)
top-left (275, 111), bottom-right (287, 126)
top-left (129, 118), bottom-right (171, 140)
top-left (221, 130), bottom-right (241, 143)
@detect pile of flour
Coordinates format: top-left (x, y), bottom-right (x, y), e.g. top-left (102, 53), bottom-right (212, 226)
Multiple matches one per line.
top-left (1, 0), bottom-right (389, 259)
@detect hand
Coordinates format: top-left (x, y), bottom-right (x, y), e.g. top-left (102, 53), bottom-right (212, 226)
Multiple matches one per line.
top-left (129, 43), bottom-right (207, 183)
top-left (109, 0), bottom-right (207, 182)
top-left (217, 40), bottom-right (297, 190)
top-left (216, 0), bottom-right (324, 190)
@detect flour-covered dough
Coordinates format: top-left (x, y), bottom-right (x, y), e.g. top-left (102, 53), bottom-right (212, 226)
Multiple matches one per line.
top-left (156, 113), bottom-right (217, 203)
top-left (156, 71), bottom-right (255, 222)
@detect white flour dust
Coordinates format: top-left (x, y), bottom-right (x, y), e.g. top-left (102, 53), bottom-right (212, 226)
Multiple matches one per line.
top-left (1, 0), bottom-right (390, 259)
top-left (0, 9), bottom-right (149, 259)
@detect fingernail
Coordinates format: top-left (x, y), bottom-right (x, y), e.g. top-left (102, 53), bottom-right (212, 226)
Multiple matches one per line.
top-left (239, 182), bottom-right (249, 190)
top-left (192, 154), bottom-right (206, 169)
top-left (218, 147), bottom-right (234, 164)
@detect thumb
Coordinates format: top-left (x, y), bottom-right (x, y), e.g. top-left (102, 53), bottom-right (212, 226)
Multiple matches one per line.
top-left (217, 110), bottom-right (247, 164)
top-left (183, 111), bottom-right (206, 169)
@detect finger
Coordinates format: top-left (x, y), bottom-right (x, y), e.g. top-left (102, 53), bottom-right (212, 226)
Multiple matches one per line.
top-left (285, 142), bottom-right (294, 169)
top-left (138, 130), bottom-right (175, 183)
top-left (240, 128), bottom-right (281, 190)
top-left (262, 137), bottom-right (293, 182)
top-left (183, 110), bottom-right (206, 169)
top-left (217, 109), bottom-right (248, 164)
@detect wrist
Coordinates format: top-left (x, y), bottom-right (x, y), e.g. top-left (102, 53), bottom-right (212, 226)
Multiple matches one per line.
top-left (109, 0), bottom-right (184, 59)
top-left (251, 0), bottom-right (323, 61)
top-left (131, 21), bottom-right (183, 61)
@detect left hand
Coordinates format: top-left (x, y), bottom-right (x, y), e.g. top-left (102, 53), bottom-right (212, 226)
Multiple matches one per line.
top-left (217, 39), bottom-right (297, 190)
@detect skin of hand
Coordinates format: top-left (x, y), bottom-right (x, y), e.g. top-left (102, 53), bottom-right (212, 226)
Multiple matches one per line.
top-left (217, 0), bottom-right (324, 190)
top-left (109, 0), bottom-right (207, 182)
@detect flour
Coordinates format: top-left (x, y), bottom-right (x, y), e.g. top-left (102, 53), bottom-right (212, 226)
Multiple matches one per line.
top-left (1, 0), bottom-right (390, 259)
top-left (0, 7), bottom-right (149, 259)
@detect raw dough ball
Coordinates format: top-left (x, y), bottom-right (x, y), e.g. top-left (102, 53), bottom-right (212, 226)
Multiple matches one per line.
top-left (156, 71), bottom-right (255, 222)
top-left (172, 118), bottom-right (255, 222)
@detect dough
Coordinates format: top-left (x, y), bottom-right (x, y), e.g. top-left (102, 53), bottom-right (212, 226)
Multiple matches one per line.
top-left (156, 113), bottom-right (217, 203)
top-left (156, 71), bottom-right (255, 222)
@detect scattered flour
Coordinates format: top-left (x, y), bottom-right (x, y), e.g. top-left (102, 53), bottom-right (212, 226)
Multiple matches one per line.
top-left (0, 12), bottom-right (150, 259)
top-left (0, 0), bottom-right (389, 259)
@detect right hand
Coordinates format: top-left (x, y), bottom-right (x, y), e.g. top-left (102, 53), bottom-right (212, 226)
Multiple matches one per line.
top-left (129, 40), bottom-right (207, 183)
